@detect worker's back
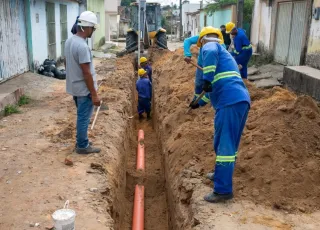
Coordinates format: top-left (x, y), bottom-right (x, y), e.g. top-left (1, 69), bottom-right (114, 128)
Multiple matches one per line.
top-left (202, 42), bottom-right (250, 109)
top-left (136, 78), bottom-right (152, 99)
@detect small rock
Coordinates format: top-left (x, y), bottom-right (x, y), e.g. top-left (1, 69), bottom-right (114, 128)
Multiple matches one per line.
top-left (299, 207), bottom-right (306, 213)
top-left (45, 226), bottom-right (54, 230)
top-left (64, 158), bottom-right (73, 166)
top-left (59, 195), bottom-right (65, 201)
top-left (29, 223), bottom-right (35, 227)
top-left (89, 188), bottom-right (98, 193)
top-left (252, 189), bottom-right (260, 197)
top-left (6, 180), bottom-right (11, 184)
top-left (35, 223), bottom-right (40, 227)
top-left (246, 123), bottom-right (257, 130)
top-left (17, 171), bottom-right (22, 174)
top-left (1, 148), bottom-right (7, 151)
top-left (265, 138), bottom-right (273, 142)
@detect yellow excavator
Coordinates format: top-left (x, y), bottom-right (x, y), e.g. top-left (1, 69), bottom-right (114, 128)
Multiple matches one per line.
top-left (117, 1), bottom-right (167, 56)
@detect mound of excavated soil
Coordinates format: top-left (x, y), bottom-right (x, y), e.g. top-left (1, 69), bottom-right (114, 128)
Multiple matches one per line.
top-left (151, 48), bottom-right (320, 213)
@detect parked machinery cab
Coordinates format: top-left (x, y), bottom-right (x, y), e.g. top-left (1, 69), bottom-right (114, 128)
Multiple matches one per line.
top-left (125, 1), bottom-right (167, 54)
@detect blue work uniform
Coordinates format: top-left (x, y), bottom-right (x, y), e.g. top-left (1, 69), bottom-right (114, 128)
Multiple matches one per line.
top-left (184, 36), bottom-right (227, 101)
top-left (143, 65), bottom-right (153, 83)
top-left (198, 42), bottom-right (251, 194)
top-left (136, 77), bottom-right (152, 115)
top-left (231, 28), bottom-right (252, 79)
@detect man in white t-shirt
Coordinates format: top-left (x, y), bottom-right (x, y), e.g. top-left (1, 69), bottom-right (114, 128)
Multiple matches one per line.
top-left (65, 11), bottom-right (101, 154)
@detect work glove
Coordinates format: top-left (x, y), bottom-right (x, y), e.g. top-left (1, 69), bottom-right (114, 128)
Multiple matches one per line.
top-left (189, 101), bottom-right (200, 110)
top-left (202, 80), bottom-right (212, 93)
top-left (184, 56), bottom-right (192, 64)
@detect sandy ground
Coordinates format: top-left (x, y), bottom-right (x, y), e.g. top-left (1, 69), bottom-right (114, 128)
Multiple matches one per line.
top-left (150, 48), bottom-right (320, 230)
top-left (0, 57), bottom-right (133, 230)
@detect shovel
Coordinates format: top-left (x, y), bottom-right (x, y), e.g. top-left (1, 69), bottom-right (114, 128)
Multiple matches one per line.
top-left (186, 91), bottom-right (206, 114)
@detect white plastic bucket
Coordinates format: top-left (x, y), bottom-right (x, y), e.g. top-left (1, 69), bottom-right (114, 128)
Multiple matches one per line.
top-left (52, 200), bottom-right (76, 230)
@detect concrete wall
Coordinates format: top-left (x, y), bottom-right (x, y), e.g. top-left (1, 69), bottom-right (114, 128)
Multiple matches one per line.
top-left (182, 3), bottom-right (200, 35)
top-left (88, 0), bottom-right (105, 49)
top-left (198, 6), bottom-right (235, 31)
top-left (105, 0), bottom-right (120, 42)
top-left (306, 0), bottom-right (320, 69)
top-left (30, 0), bottom-right (79, 67)
top-left (251, 0), bottom-right (272, 52)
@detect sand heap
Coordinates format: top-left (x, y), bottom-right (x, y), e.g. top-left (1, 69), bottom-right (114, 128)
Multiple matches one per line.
top-left (151, 48), bottom-right (320, 213)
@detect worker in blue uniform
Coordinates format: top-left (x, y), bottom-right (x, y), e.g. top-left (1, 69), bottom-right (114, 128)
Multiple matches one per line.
top-left (184, 29), bottom-right (225, 102)
top-left (140, 57), bottom-right (153, 83)
top-left (136, 68), bottom-right (152, 120)
top-left (189, 27), bottom-right (251, 203)
top-left (225, 22), bottom-right (252, 79)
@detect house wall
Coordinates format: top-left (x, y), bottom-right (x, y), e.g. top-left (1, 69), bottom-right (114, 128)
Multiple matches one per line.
top-left (30, 0), bottom-right (79, 67)
top-left (0, 0), bottom-right (29, 82)
top-left (251, 0), bottom-right (272, 52)
top-left (306, 0), bottom-right (320, 69)
top-left (88, 0), bottom-right (105, 49)
top-left (199, 6), bottom-right (235, 30)
top-left (105, 0), bottom-right (120, 41)
top-left (182, 3), bottom-right (200, 35)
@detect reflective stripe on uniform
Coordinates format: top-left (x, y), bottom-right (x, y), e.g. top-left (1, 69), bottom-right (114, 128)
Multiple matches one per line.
top-left (203, 65), bottom-right (216, 74)
top-left (216, 155), bottom-right (236, 162)
top-left (212, 71), bottom-right (241, 83)
top-left (235, 151), bottom-right (238, 157)
top-left (242, 44), bottom-right (252, 50)
top-left (234, 50), bottom-right (240, 55)
top-left (201, 95), bottom-right (210, 103)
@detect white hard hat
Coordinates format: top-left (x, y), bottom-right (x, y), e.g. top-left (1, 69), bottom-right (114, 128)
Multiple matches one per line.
top-left (78, 11), bottom-right (98, 28)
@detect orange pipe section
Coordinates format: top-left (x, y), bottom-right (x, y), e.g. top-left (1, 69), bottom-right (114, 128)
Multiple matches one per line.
top-left (137, 129), bottom-right (145, 170)
top-left (132, 185), bottom-right (145, 230)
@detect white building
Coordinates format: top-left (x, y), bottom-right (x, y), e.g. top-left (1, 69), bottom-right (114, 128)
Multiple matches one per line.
top-left (105, 0), bottom-right (121, 41)
top-left (182, 0), bottom-right (201, 36)
top-left (30, 0), bottom-right (80, 68)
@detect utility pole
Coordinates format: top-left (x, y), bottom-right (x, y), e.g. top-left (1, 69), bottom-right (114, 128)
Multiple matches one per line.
top-left (179, 0), bottom-right (183, 41)
top-left (171, 10), bottom-right (173, 41)
top-left (237, 0), bottom-right (244, 28)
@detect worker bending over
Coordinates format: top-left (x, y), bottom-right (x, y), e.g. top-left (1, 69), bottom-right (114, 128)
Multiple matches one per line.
top-left (184, 28), bottom-right (225, 102)
top-left (225, 22), bottom-right (252, 79)
top-left (136, 69), bottom-right (152, 120)
top-left (140, 57), bottom-right (153, 83)
top-left (189, 27), bottom-right (250, 203)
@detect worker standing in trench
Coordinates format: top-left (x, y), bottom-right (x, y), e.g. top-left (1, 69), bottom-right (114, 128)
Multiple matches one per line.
top-left (189, 27), bottom-right (251, 203)
top-left (183, 27), bottom-right (225, 103)
top-left (65, 11), bottom-right (101, 154)
top-left (136, 69), bottom-right (152, 120)
top-left (225, 22), bottom-right (253, 79)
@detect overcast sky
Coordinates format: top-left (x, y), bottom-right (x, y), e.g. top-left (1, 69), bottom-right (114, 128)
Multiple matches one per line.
top-left (146, 0), bottom-right (201, 6)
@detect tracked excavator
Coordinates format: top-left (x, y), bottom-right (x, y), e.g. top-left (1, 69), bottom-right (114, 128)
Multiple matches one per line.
top-left (117, 1), bottom-right (167, 57)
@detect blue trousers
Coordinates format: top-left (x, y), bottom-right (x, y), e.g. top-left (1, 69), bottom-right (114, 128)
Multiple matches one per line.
top-left (213, 102), bottom-right (250, 194)
top-left (137, 97), bottom-right (151, 114)
top-left (73, 94), bottom-right (94, 149)
top-left (234, 48), bottom-right (252, 79)
top-left (193, 68), bottom-right (203, 100)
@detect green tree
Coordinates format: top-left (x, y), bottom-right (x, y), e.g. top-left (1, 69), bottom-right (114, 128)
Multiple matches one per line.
top-left (206, 0), bottom-right (254, 23)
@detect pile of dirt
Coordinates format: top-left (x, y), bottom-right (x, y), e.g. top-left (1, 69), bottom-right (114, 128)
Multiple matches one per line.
top-left (151, 47), bottom-right (320, 218)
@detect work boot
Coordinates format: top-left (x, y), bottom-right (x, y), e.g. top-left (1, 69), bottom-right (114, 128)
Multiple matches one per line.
top-left (206, 172), bottom-right (214, 180)
top-left (204, 191), bottom-right (233, 203)
top-left (76, 145), bottom-right (101, 154)
top-left (75, 141), bottom-right (92, 149)
top-left (139, 113), bottom-right (144, 121)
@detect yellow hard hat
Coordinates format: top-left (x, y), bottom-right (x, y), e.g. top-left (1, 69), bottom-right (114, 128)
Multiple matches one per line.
top-left (197, 26), bottom-right (224, 47)
top-left (225, 22), bottom-right (236, 34)
top-left (138, 68), bottom-right (147, 76)
top-left (140, 57), bottom-right (148, 63)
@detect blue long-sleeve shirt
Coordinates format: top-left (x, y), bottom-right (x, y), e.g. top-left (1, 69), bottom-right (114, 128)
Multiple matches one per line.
top-left (184, 35), bottom-right (203, 67)
top-left (198, 42), bottom-right (250, 109)
top-left (143, 65), bottom-right (152, 82)
top-left (136, 77), bottom-right (152, 99)
top-left (232, 28), bottom-right (251, 56)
